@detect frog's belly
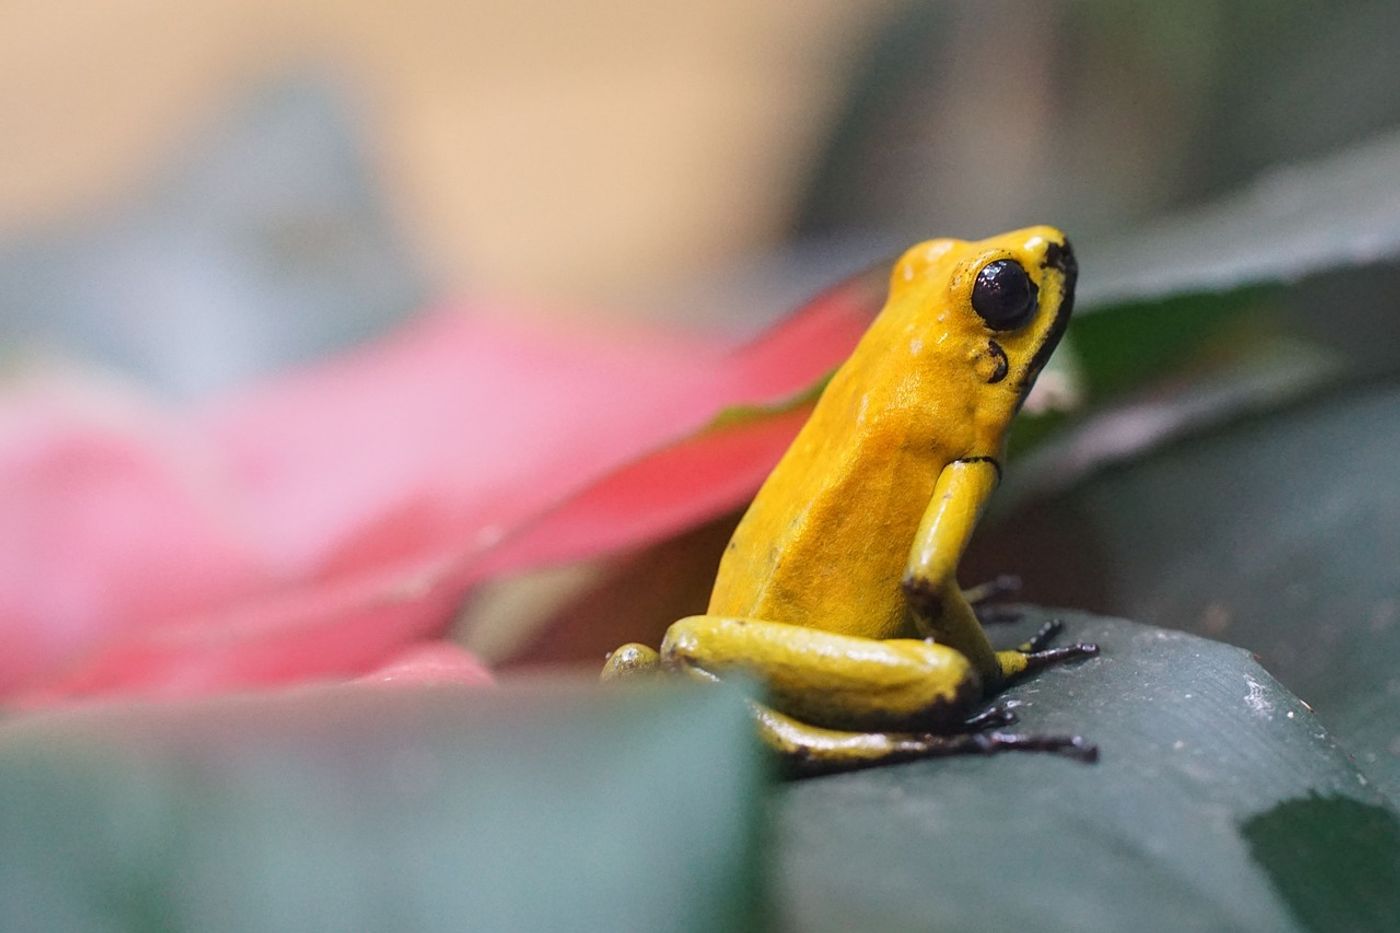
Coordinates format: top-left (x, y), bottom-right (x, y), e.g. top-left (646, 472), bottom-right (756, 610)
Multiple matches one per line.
top-left (707, 451), bottom-right (934, 640)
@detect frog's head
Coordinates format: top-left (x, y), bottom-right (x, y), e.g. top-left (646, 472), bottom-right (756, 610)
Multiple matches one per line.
top-left (889, 225), bottom-right (1076, 448)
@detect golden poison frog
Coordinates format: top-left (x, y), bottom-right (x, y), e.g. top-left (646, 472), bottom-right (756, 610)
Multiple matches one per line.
top-left (603, 227), bottom-right (1097, 775)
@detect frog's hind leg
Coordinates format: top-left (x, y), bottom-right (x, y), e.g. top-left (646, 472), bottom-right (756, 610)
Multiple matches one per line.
top-left (675, 663), bottom-right (1095, 777)
top-left (613, 619), bottom-right (1097, 776)
top-left (662, 615), bottom-right (984, 734)
top-left (751, 702), bottom-right (1097, 778)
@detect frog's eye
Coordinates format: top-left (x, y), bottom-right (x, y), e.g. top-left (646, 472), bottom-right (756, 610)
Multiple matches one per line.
top-left (971, 259), bottom-right (1038, 331)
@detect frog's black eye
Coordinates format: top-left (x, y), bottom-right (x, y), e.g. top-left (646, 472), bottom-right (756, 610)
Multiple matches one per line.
top-left (971, 259), bottom-right (1038, 331)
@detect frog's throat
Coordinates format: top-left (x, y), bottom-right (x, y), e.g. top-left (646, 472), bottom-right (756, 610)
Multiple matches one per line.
top-left (1016, 238), bottom-right (1077, 408)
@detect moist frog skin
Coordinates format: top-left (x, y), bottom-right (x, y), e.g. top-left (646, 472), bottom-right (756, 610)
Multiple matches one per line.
top-left (604, 227), bottom-right (1096, 776)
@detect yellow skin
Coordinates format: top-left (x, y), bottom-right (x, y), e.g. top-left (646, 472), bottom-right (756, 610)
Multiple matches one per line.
top-left (604, 227), bottom-right (1095, 775)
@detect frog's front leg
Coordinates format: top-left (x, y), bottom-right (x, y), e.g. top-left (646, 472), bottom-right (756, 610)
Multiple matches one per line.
top-left (902, 458), bottom-right (1097, 687)
top-left (600, 642), bottom-right (663, 679)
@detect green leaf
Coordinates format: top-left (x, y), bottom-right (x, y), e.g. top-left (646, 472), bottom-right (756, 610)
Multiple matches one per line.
top-left (773, 611), bottom-right (1400, 933)
top-left (0, 681), bottom-right (764, 933)
top-left (1063, 288), bottom-right (1280, 398)
top-left (1078, 127), bottom-right (1400, 311)
top-left (1023, 128), bottom-right (1400, 429)
top-left (972, 381), bottom-right (1400, 800)
top-left (1243, 795), bottom-right (1400, 933)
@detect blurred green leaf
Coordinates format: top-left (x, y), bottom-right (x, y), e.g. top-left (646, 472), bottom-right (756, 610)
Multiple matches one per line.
top-left (1048, 126), bottom-right (1400, 435)
top-left (0, 681), bottom-right (764, 933)
top-left (798, 2), bottom-right (1400, 262)
top-left (973, 381), bottom-right (1400, 800)
top-left (1004, 337), bottom-right (1344, 491)
top-left (1079, 128), bottom-right (1400, 311)
top-left (773, 611), bottom-right (1399, 932)
top-left (1011, 127), bottom-right (1400, 453)
top-left (1068, 288), bottom-right (1279, 396)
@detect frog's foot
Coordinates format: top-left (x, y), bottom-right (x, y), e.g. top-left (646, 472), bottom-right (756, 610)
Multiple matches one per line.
top-left (961, 703), bottom-right (1018, 732)
top-left (963, 573), bottom-right (1022, 607)
top-left (966, 731), bottom-right (1098, 763)
top-left (995, 620), bottom-right (1098, 683)
top-left (968, 575), bottom-right (1025, 626)
top-left (976, 604), bottom-right (1024, 625)
top-left (752, 701), bottom-right (1097, 777)
top-left (600, 643), bottom-right (661, 681)
top-left (1017, 618), bottom-right (1063, 653)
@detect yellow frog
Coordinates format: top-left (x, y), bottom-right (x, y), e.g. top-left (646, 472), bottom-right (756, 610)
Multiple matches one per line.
top-left (604, 226), bottom-right (1097, 775)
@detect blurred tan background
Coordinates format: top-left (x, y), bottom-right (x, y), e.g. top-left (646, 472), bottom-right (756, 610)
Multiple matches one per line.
top-left (0, 0), bottom-right (888, 308)
top-left (7, 0), bottom-right (1400, 389)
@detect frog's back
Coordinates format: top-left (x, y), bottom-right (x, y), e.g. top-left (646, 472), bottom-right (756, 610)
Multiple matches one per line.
top-left (707, 405), bottom-right (952, 639)
top-left (707, 246), bottom-right (988, 638)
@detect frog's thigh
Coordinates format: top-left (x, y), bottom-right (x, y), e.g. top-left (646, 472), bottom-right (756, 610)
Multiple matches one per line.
top-left (662, 615), bottom-right (981, 733)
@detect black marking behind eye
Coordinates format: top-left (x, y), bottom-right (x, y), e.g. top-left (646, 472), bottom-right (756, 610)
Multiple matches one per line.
top-left (972, 260), bottom-right (1037, 331)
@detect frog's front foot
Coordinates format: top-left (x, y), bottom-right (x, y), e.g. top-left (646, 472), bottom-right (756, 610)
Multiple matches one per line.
top-left (966, 574), bottom-right (1026, 625)
top-left (963, 573), bottom-right (1021, 606)
top-left (601, 643), bottom-right (661, 681)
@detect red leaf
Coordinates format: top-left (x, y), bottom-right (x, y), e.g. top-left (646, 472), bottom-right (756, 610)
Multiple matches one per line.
top-left (0, 383), bottom-right (267, 694)
top-left (4, 266), bottom-right (885, 704)
top-left (357, 641), bottom-right (495, 687)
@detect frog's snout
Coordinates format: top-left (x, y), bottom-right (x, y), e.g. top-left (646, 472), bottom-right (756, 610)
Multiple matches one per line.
top-left (1008, 231), bottom-right (1077, 409)
top-left (1047, 233), bottom-right (1075, 277)
top-left (1037, 235), bottom-right (1077, 314)
top-left (998, 226), bottom-right (1077, 305)
top-left (1039, 236), bottom-right (1076, 287)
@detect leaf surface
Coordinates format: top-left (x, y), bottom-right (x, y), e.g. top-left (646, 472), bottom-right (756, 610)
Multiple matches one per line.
top-left (774, 611), bottom-right (1399, 933)
top-left (971, 382), bottom-right (1400, 799)
top-left (0, 680), bottom-right (763, 933)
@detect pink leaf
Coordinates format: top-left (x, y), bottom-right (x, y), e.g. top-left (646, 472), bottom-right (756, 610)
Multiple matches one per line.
top-left (4, 265), bottom-right (886, 704)
top-left (0, 383), bottom-right (267, 694)
top-left (357, 641), bottom-right (495, 687)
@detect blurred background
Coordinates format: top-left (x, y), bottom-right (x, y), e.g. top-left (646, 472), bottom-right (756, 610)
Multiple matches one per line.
top-left (4, 1), bottom-right (1400, 715)
top-left (7, 0), bottom-right (1400, 398)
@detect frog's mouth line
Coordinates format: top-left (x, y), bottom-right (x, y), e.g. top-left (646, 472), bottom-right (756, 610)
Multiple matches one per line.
top-left (1016, 239), bottom-right (1077, 409)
